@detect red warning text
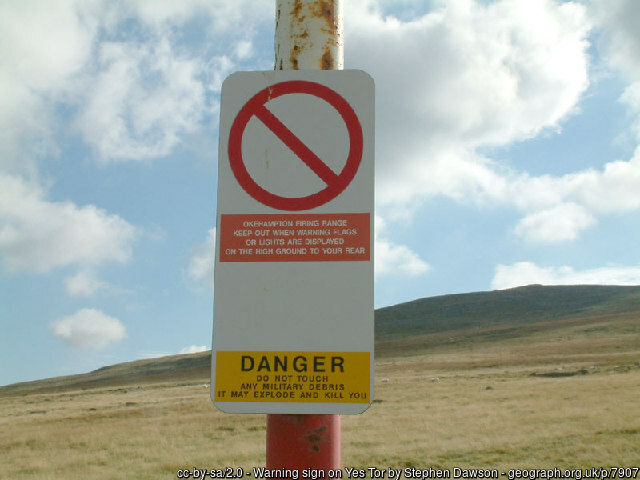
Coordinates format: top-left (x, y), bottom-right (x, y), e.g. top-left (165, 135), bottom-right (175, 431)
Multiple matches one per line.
top-left (219, 213), bottom-right (370, 262)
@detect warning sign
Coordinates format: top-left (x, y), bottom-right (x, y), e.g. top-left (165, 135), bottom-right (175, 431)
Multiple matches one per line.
top-left (219, 213), bottom-right (370, 262)
top-left (212, 70), bottom-right (374, 415)
top-left (214, 351), bottom-right (370, 403)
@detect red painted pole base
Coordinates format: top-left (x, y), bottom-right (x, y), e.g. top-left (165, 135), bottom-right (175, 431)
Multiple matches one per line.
top-left (266, 414), bottom-right (341, 470)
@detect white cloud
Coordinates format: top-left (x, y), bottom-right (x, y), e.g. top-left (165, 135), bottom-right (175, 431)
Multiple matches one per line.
top-left (206, 55), bottom-right (235, 94)
top-left (513, 202), bottom-right (596, 244)
top-left (137, 351), bottom-right (172, 360)
top-left (339, 1), bottom-right (630, 248)
top-left (375, 216), bottom-right (430, 278)
top-left (496, 147), bottom-right (640, 243)
top-left (76, 39), bottom-right (207, 162)
top-left (511, 149), bottom-right (640, 215)
top-left (344, 0), bottom-right (640, 246)
top-left (0, 174), bottom-right (137, 273)
top-left (469, 0), bottom-right (640, 244)
top-left (0, 0), bottom-right (96, 173)
top-left (234, 40), bottom-right (253, 60)
top-left (65, 269), bottom-right (131, 298)
top-left (621, 83), bottom-right (640, 141)
top-left (75, 0), bottom-right (270, 163)
top-left (492, 261), bottom-right (640, 290)
top-left (65, 270), bottom-right (110, 297)
top-left (51, 308), bottom-right (127, 349)
top-left (187, 228), bottom-right (216, 289)
top-left (0, 0), bottom-right (271, 167)
top-left (375, 237), bottom-right (431, 278)
top-left (179, 345), bottom-right (207, 355)
top-left (347, 0), bottom-right (590, 208)
top-left (128, 0), bottom-right (270, 32)
top-left (572, 151), bottom-right (640, 213)
top-left (590, 0), bottom-right (640, 81)
top-left (372, 131), bottom-right (640, 245)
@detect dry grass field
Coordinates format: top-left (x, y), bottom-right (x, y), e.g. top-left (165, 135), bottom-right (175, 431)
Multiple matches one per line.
top-left (2, 286), bottom-right (639, 478)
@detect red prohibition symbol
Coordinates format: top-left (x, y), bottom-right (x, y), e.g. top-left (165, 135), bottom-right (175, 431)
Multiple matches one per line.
top-left (228, 81), bottom-right (363, 211)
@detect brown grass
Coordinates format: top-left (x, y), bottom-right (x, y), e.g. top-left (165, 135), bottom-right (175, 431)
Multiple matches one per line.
top-left (2, 313), bottom-right (639, 478)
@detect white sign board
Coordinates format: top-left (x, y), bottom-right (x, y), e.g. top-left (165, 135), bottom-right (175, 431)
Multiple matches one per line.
top-left (211, 70), bottom-right (374, 414)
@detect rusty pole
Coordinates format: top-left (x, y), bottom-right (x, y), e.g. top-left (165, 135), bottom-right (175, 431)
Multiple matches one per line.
top-left (274, 0), bottom-right (343, 71)
top-left (266, 0), bottom-right (343, 471)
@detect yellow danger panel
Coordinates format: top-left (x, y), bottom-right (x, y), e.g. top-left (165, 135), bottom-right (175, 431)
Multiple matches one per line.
top-left (215, 351), bottom-right (370, 403)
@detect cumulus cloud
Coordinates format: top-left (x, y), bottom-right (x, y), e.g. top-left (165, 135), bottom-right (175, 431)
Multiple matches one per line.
top-left (343, 0), bottom-right (640, 246)
top-left (0, 174), bottom-right (138, 273)
top-left (76, 39), bottom-right (207, 162)
top-left (74, 0), bottom-right (270, 163)
top-left (65, 269), bottom-right (131, 298)
top-left (347, 0), bottom-right (590, 208)
top-left (127, 0), bottom-right (270, 32)
top-left (0, 0), bottom-right (96, 175)
top-left (492, 146), bottom-right (640, 243)
top-left (375, 216), bottom-right (430, 278)
top-left (0, 0), bottom-right (271, 168)
top-left (513, 203), bottom-right (596, 244)
top-left (179, 345), bottom-right (208, 355)
top-left (65, 270), bottom-right (110, 297)
top-left (590, 0), bottom-right (640, 81)
top-left (137, 351), bottom-right (172, 360)
top-left (51, 308), bottom-right (127, 349)
top-left (375, 237), bottom-right (431, 278)
top-left (487, 0), bottom-right (640, 244)
top-left (492, 261), bottom-right (640, 290)
top-left (341, 0), bottom-right (638, 247)
top-left (187, 228), bottom-right (216, 289)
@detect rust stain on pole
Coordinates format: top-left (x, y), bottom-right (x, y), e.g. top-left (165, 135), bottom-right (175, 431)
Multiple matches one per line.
top-left (271, 414), bottom-right (337, 454)
top-left (305, 425), bottom-right (328, 453)
top-left (278, 415), bottom-right (332, 453)
top-left (292, 0), bottom-right (303, 17)
top-left (267, 414), bottom-right (340, 465)
top-left (321, 45), bottom-right (334, 70)
top-left (316, 1), bottom-right (337, 34)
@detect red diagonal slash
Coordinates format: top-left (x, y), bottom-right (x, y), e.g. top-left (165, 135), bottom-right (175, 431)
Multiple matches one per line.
top-left (253, 104), bottom-right (340, 185)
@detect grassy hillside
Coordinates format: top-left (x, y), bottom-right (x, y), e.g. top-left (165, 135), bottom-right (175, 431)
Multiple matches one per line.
top-left (0, 350), bottom-right (213, 396)
top-left (376, 284), bottom-right (640, 337)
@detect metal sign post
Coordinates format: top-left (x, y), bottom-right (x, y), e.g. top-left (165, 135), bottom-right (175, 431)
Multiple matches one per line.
top-left (269, 1), bottom-right (344, 470)
top-left (211, 0), bottom-right (374, 471)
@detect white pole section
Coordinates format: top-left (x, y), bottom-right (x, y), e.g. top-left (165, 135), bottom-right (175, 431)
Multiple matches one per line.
top-left (274, 0), bottom-right (344, 70)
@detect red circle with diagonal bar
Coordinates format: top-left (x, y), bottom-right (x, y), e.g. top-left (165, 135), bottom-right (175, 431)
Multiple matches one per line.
top-left (228, 80), bottom-right (363, 211)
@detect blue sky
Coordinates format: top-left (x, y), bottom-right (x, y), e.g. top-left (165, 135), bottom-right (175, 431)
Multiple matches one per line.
top-left (2, 0), bottom-right (640, 386)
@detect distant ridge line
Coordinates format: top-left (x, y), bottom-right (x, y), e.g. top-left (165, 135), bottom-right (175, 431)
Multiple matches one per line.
top-left (376, 284), bottom-right (640, 337)
top-left (2, 284), bottom-right (639, 395)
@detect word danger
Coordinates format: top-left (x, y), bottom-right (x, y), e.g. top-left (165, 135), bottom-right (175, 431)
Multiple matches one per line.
top-left (240, 354), bottom-right (345, 373)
